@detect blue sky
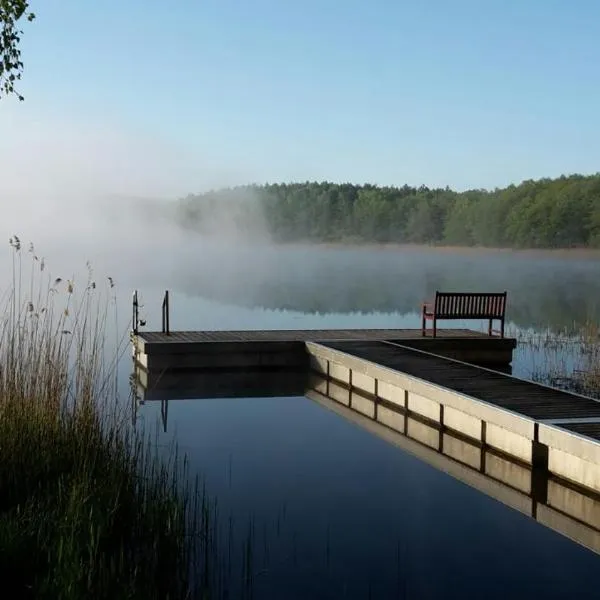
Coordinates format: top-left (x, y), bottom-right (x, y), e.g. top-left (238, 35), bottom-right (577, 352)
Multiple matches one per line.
top-left (2, 0), bottom-right (600, 196)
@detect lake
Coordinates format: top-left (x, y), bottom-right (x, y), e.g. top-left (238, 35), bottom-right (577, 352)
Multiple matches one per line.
top-left (126, 244), bottom-right (600, 599)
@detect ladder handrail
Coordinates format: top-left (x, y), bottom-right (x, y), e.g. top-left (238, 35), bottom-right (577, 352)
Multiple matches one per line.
top-left (132, 290), bottom-right (139, 334)
top-left (132, 289), bottom-right (170, 335)
top-left (162, 290), bottom-right (170, 335)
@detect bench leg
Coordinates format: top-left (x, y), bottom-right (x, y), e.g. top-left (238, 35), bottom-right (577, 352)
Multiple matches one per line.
top-left (500, 318), bottom-right (505, 339)
top-left (433, 318), bottom-right (437, 338)
top-left (421, 312), bottom-right (426, 336)
top-left (488, 319), bottom-right (493, 336)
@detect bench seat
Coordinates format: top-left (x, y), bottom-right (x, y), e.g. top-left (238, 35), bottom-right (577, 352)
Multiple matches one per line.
top-left (421, 291), bottom-right (507, 338)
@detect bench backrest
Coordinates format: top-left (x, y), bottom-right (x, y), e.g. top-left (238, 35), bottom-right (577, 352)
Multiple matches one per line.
top-left (434, 291), bottom-right (507, 319)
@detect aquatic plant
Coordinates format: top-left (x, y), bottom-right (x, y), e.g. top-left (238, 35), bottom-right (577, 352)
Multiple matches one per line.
top-left (511, 321), bottom-right (600, 397)
top-left (0, 237), bottom-right (204, 599)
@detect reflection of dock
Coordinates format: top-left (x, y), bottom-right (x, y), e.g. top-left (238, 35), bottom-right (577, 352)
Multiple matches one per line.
top-left (133, 364), bottom-right (600, 557)
top-left (306, 375), bottom-right (600, 556)
top-left (136, 368), bottom-right (306, 401)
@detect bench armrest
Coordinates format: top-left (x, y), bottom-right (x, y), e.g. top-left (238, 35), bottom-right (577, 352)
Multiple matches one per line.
top-left (422, 301), bottom-right (434, 315)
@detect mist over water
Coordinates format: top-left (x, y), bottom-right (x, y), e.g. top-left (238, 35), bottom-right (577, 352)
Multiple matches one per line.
top-left (2, 192), bottom-right (597, 339)
top-left (0, 107), bottom-right (268, 295)
top-left (165, 245), bottom-right (600, 333)
top-left (1, 107), bottom-right (596, 336)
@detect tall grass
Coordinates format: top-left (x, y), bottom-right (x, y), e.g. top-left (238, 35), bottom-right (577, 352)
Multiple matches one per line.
top-left (0, 237), bottom-right (207, 599)
top-left (514, 320), bottom-right (600, 396)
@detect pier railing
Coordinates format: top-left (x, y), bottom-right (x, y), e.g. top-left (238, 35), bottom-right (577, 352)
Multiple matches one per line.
top-left (132, 290), bottom-right (139, 335)
top-left (131, 289), bottom-right (170, 335)
top-left (162, 290), bottom-right (170, 335)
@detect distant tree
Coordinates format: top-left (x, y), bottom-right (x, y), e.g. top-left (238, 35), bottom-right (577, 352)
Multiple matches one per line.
top-left (443, 196), bottom-right (474, 245)
top-left (174, 174), bottom-right (600, 250)
top-left (0, 0), bottom-right (35, 100)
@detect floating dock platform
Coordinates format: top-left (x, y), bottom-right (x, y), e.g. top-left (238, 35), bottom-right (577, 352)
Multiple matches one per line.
top-left (132, 328), bottom-right (517, 371)
top-left (132, 327), bottom-right (600, 509)
top-left (306, 340), bottom-right (600, 498)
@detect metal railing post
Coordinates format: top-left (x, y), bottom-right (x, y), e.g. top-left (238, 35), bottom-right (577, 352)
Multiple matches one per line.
top-left (132, 290), bottom-right (139, 335)
top-left (162, 290), bottom-right (170, 335)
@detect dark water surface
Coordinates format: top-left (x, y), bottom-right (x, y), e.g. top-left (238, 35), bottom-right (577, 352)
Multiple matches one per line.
top-left (139, 395), bottom-right (600, 599)
top-left (129, 246), bottom-right (600, 599)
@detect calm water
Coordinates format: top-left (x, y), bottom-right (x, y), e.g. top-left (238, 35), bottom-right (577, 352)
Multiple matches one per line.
top-left (128, 245), bottom-right (600, 599)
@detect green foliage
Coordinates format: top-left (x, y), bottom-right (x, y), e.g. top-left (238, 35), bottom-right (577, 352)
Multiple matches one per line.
top-left (0, 240), bottom-right (202, 599)
top-left (177, 174), bottom-right (600, 249)
top-left (0, 0), bottom-right (35, 100)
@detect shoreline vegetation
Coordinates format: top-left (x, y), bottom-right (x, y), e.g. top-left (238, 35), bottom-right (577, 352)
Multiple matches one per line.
top-left (0, 238), bottom-right (209, 599)
top-left (514, 322), bottom-right (600, 398)
top-left (174, 174), bottom-right (600, 250)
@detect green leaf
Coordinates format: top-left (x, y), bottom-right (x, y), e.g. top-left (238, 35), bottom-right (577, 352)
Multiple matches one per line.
top-left (0, 0), bottom-right (35, 100)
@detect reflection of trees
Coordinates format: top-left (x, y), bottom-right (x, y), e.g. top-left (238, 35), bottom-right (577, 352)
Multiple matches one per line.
top-left (170, 247), bottom-right (600, 331)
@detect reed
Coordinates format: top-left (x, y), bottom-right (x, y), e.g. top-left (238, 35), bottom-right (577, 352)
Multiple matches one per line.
top-left (512, 320), bottom-right (600, 397)
top-left (0, 237), bottom-right (206, 599)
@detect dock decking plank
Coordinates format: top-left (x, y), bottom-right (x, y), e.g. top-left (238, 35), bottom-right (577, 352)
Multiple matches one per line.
top-left (558, 422), bottom-right (600, 442)
top-left (138, 328), bottom-right (495, 344)
top-left (320, 340), bottom-right (600, 421)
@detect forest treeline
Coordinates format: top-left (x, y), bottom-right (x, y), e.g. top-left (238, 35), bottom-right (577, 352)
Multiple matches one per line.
top-left (174, 173), bottom-right (600, 248)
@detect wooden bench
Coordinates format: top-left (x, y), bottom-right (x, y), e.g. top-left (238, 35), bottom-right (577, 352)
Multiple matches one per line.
top-left (421, 291), bottom-right (507, 338)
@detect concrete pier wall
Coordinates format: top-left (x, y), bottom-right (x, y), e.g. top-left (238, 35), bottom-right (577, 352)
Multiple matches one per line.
top-left (539, 424), bottom-right (600, 494)
top-left (307, 341), bottom-right (536, 465)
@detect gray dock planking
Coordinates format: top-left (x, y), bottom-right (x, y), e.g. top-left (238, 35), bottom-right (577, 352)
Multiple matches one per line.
top-left (320, 340), bottom-right (600, 421)
top-left (137, 327), bottom-right (492, 345)
top-left (556, 421), bottom-right (600, 442)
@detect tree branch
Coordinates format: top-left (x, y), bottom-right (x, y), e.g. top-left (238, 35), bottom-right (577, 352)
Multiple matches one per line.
top-left (0, 0), bottom-right (35, 100)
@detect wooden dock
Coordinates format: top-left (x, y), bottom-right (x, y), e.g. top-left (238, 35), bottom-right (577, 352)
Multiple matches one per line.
top-left (318, 340), bottom-right (600, 421)
top-left (132, 328), bottom-right (517, 370)
top-left (307, 339), bottom-right (600, 497)
top-left (132, 325), bottom-right (600, 513)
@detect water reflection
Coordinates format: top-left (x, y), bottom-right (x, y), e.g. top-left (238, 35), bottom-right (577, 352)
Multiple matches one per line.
top-left (135, 368), bottom-right (307, 401)
top-left (134, 366), bottom-right (600, 561)
top-left (168, 246), bottom-right (600, 330)
top-left (134, 368), bottom-right (307, 433)
top-left (306, 375), bottom-right (600, 558)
